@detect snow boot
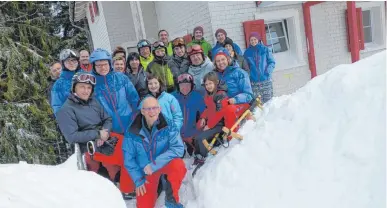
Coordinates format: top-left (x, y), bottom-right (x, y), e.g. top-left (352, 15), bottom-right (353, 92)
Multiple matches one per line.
top-left (192, 155), bottom-right (206, 177)
top-left (165, 201), bottom-right (184, 208)
top-left (122, 192), bottom-right (136, 200)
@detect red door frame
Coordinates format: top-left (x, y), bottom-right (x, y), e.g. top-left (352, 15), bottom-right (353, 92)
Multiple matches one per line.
top-left (302, 1), bottom-right (359, 79)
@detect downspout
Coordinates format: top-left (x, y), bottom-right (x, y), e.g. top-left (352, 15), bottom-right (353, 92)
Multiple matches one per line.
top-left (302, 1), bottom-right (324, 79)
top-left (347, 1), bottom-right (360, 62)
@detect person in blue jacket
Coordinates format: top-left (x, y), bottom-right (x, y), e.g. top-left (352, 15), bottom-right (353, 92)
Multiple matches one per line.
top-left (90, 48), bottom-right (140, 134)
top-left (172, 73), bottom-right (205, 156)
top-left (122, 96), bottom-right (186, 208)
top-left (51, 49), bottom-right (82, 115)
top-left (213, 47), bottom-right (253, 105)
top-left (211, 28), bottom-right (243, 60)
top-left (141, 74), bottom-right (183, 130)
top-left (243, 32), bottom-right (276, 103)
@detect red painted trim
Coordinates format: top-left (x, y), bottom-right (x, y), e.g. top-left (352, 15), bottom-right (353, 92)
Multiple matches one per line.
top-left (302, 1), bottom-right (323, 79)
top-left (347, 2), bottom-right (360, 62)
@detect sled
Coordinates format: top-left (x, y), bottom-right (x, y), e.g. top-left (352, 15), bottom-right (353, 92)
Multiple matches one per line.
top-left (75, 143), bottom-right (87, 170)
top-left (202, 96), bottom-right (263, 155)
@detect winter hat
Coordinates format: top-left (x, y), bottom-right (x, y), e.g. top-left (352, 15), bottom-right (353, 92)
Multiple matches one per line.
top-left (249, 32), bottom-right (261, 40)
top-left (193, 26), bottom-right (204, 34)
top-left (215, 28), bottom-right (227, 37)
top-left (213, 47), bottom-right (231, 60)
top-left (223, 38), bottom-right (234, 49)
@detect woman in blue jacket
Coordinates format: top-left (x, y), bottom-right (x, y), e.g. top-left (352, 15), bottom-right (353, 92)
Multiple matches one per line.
top-left (172, 73), bottom-right (205, 156)
top-left (213, 47), bottom-right (253, 105)
top-left (141, 74), bottom-right (183, 130)
top-left (90, 48), bottom-right (140, 134)
top-left (243, 32), bottom-right (276, 103)
top-left (51, 49), bottom-right (82, 115)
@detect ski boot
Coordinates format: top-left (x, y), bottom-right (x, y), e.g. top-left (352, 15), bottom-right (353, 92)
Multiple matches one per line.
top-left (87, 137), bottom-right (118, 156)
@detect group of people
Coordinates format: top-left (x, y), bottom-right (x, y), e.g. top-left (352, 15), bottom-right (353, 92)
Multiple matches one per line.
top-left (47, 27), bottom-right (276, 208)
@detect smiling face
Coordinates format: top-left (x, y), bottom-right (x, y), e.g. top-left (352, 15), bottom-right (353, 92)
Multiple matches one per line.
top-left (79, 50), bottom-right (90, 65)
top-left (250, 37), bottom-right (259, 46)
top-left (190, 53), bottom-right (203, 65)
top-left (74, 82), bottom-right (93, 101)
top-left (141, 97), bottom-right (161, 127)
top-left (129, 58), bottom-right (140, 71)
top-left (155, 48), bottom-right (166, 57)
top-left (179, 83), bottom-right (192, 96)
top-left (215, 55), bottom-right (229, 71)
top-left (95, 60), bottom-right (110, 76)
top-left (140, 47), bottom-right (150, 58)
top-left (174, 46), bottom-right (185, 57)
top-left (147, 78), bottom-right (160, 94)
top-left (204, 79), bottom-right (216, 93)
top-left (50, 63), bottom-right (62, 79)
top-left (113, 59), bottom-right (125, 73)
top-left (216, 33), bottom-right (226, 43)
top-left (159, 31), bottom-right (169, 43)
top-left (64, 58), bottom-right (79, 71)
top-left (194, 30), bottom-right (203, 40)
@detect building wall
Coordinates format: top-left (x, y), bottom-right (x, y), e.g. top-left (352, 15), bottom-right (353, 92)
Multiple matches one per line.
top-left (310, 2), bottom-right (352, 76)
top-left (140, 1), bottom-right (159, 42)
top-left (208, 1), bottom-right (311, 96)
top-left (154, 1), bottom-right (214, 43)
top-left (86, 1), bottom-right (111, 52)
top-left (102, 2), bottom-right (137, 52)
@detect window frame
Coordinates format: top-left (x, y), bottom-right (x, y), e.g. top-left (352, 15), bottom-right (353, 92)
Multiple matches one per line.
top-left (265, 20), bottom-right (290, 54)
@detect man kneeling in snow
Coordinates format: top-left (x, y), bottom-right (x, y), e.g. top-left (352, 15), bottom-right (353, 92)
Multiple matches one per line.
top-left (123, 96), bottom-right (186, 208)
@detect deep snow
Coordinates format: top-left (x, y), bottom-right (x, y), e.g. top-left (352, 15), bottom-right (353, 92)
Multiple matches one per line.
top-left (0, 51), bottom-right (385, 208)
top-left (188, 50), bottom-right (386, 208)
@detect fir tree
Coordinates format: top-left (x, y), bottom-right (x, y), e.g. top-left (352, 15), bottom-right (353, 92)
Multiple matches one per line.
top-left (0, 2), bottom-right (88, 164)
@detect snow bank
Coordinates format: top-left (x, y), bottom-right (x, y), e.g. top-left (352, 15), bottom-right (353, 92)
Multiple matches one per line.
top-left (0, 161), bottom-right (126, 208)
top-left (190, 51), bottom-right (386, 208)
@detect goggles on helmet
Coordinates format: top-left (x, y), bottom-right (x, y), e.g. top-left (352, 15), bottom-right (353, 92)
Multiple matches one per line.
top-left (177, 73), bottom-right (193, 84)
top-left (153, 41), bottom-right (166, 49)
top-left (187, 44), bottom-right (203, 55)
top-left (137, 40), bottom-right (151, 49)
top-left (75, 73), bottom-right (96, 85)
top-left (172, 38), bottom-right (185, 48)
top-left (60, 49), bottom-right (79, 62)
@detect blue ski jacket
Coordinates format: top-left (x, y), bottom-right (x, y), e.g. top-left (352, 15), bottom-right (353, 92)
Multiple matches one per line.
top-left (243, 43), bottom-right (275, 83)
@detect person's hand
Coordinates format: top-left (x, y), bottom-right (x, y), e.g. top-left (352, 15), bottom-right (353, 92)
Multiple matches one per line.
top-left (136, 181), bottom-right (149, 197)
top-left (99, 129), bottom-right (109, 141)
top-left (228, 98), bottom-right (236, 105)
top-left (96, 139), bottom-right (104, 147)
top-left (199, 118), bottom-right (206, 127)
top-left (143, 164), bottom-right (153, 175)
top-left (203, 125), bottom-right (209, 131)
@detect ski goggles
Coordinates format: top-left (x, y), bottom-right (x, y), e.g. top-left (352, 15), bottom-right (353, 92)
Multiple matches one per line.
top-left (153, 41), bottom-right (166, 49)
top-left (60, 49), bottom-right (79, 61)
top-left (172, 38), bottom-right (185, 47)
top-left (187, 44), bottom-right (203, 55)
top-left (137, 40), bottom-right (150, 48)
top-left (75, 73), bottom-right (96, 85)
top-left (177, 73), bottom-right (193, 84)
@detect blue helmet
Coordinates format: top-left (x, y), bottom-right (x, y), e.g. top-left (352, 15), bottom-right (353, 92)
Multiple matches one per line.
top-left (213, 47), bottom-right (231, 58)
top-left (89, 48), bottom-right (112, 65)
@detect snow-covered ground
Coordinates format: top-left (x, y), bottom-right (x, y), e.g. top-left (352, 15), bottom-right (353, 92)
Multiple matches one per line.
top-left (0, 51), bottom-right (385, 208)
top-left (189, 50), bottom-right (386, 208)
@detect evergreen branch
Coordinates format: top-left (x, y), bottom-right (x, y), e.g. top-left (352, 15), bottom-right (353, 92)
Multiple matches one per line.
top-left (4, 9), bottom-right (39, 23)
top-left (0, 1), bottom-right (9, 8)
top-left (14, 42), bottom-right (43, 59)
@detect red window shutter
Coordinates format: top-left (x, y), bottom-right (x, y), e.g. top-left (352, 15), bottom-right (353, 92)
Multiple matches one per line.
top-left (183, 34), bottom-right (192, 43)
top-left (356, 8), bottom-right (365, 50)
top-left (93, 1), bottom-right (99, 16)
top-left (89, 3), bottom-right (94, 23)
top-left (345, 8), bottom-right (365, 52)
top-left (242, 19), bottom-right (266, 48)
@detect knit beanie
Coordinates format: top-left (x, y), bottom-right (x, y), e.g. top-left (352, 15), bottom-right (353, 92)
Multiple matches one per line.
top-left (215, 28), bottom-right (227, 37)
top-left (249, 32), bottom-right (261, 40)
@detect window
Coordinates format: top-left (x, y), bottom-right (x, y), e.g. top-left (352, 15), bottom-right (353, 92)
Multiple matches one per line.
top-left (255, 9), bottom-right (306, 71)
top-left (356, 1), bottom-right (386, 52)
top-left (265, 20), bottom-right (290, 54)
top-left (362, 10), bottom-right (372, 43)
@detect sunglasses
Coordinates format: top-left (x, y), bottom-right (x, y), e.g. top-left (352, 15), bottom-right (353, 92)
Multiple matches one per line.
top-left (77, 74), bottom-right (96, 85)
top-left (177, 73), bottom-right (193, 83)
top-left (172, 38), bottom-right (185, 47)
top-left (186, 45), bottom-right (202, 54)
top-left (142, 106), bottom-right (160, 113)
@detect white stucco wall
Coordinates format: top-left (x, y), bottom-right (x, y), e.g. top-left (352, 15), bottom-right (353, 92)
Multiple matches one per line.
top-left (86, 1), bottom-right (111, 52)
top-left (208, 1), bottom-right (311, 96)
top-left (140, 1), bottom-right (159, 42)
top-left (102, 2), bottom-right (137, 50)
top-left (154, 1), bottom-right (214, 43)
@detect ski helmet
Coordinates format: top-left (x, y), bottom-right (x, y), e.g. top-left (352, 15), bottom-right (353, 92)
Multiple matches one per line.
top-left (137, 39), bottom-right (152, 53)
top-left (59, 49), bottom-right (79, 62)
top-left (177, 72), bottom-right (194, 93)
top-left (89, 48), bottom-right (113, 74)
top-left (187, 44), bottom-right (204, 57)
top-left (71, 72), bottom-right (96, 93)
top-left (172, 37), bottom-right (186, 49)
